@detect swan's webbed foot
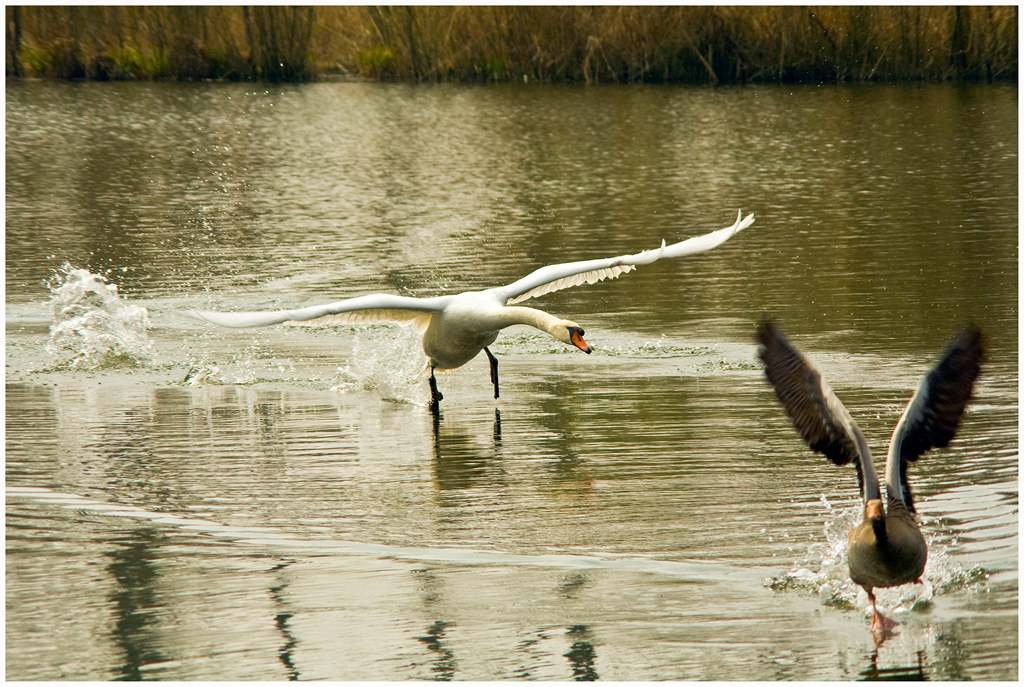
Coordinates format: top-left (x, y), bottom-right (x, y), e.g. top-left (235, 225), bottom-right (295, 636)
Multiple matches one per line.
top-left (484, 347), bottom-right (499, 399)
top-left (428, 368), bottom-right (443, 412)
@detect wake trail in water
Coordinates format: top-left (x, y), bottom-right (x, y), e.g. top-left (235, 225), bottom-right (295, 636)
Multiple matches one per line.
top-left (45, 264), bottom-right (154, 370)
top-left (6, 485), bottom-right (764, 583)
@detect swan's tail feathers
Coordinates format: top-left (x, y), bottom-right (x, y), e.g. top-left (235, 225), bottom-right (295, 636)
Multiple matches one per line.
top-left (185, 309), bottom-right (291, 328)
top-left (661, 209), bottom-right (754, 259)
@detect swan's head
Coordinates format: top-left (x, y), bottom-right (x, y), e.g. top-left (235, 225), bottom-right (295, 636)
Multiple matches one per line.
top-left (552, 320), bottom-right (591, 354)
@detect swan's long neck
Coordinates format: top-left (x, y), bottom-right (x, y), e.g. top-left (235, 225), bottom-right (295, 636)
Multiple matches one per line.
top-left (494, 306), bottom-right (568, 336)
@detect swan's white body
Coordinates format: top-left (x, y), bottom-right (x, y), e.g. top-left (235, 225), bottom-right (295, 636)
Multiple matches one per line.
top-left (189, 210), bottom-right (754, 406)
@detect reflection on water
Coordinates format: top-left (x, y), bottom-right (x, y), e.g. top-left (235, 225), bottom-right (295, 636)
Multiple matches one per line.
top-left (564, 624), bottom-right (599, 681)
top-left (6, 81), bottom-right (1017, 680)
top-left (269, 562), bottom-right (301, 681)
top-left (417, 620), bottom-right (458, 681)
top-left (557, 575), bottom-right (600, 681)
top-left (107, 529), bottom-right (169, 681)
top-left (860, 650), bottom-right (927, 681)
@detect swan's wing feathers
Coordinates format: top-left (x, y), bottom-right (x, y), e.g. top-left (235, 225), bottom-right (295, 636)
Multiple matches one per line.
top-left (892, 325), bottom-right (984, 465)
top-left (284, 309), bottom-right (435, 334)
top-left (661, 209), bottom-right (755, 259)
top-left (501, 210), bottom-right (753, 305)
top-left (186, 309), bottom-right (295, 328)
top-left (756, 322), bottom-right (869, 496)
top-left (187, 294), bottom-right (449, 336)
top-left (505, 263), bottom-right (637, 305)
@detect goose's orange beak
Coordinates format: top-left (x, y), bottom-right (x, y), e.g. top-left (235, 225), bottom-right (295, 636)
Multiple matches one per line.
top-left (570, 329), bottom-right (592, 354)
top-left (865, 499), bottom-right (884, 521)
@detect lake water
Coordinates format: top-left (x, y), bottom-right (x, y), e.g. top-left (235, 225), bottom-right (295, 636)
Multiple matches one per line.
top-left (6, 81), bottom-right (1017, 680)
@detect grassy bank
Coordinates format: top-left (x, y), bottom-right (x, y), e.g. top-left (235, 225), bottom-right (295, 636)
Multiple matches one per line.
top-left (6, 6), bottom-right (1017, 84)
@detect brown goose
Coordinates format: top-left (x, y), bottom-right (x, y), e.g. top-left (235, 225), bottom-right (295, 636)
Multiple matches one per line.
top-left (755, 322), bottom-right (983, 634)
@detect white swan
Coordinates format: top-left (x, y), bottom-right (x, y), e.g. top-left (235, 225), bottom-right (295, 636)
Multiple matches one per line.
top-left (188, 209), bottom-right (754, 409)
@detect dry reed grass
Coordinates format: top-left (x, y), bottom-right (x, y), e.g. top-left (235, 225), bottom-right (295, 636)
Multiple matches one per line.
top-left (6, 6), bottom-right (1017, 83)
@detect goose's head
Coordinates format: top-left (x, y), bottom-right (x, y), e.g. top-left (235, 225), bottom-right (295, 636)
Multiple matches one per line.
top-left (552, 320), bottom-right (592, 354)
top-left (865, 498), bottom-right (887, 539)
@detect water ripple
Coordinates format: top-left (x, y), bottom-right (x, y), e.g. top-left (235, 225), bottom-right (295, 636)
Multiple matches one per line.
top-left (6, 486), bottom-right (765, 583)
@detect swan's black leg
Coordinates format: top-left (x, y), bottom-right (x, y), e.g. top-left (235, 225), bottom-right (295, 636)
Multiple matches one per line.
top-left (484, 347), bottom-right (499, 399)
top-left (428, 366), bottom-right (443, 412)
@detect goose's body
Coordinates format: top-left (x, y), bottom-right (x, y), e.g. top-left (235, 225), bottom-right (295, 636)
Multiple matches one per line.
top-left (756, 322), bottom-right (983, 636)
top-left (189, 210), bottom-right (754, 409)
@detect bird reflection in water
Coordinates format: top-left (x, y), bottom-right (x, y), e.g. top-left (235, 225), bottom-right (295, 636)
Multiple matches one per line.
top-left (105, 528), bottom-right (170, 681)
top-left (268, 561), bottom-right (300, 681)
top-left (431, 407), bottom-right (501, 441)
top-left (556, 574), bottom-right (599, 680)
top-left (430, 408), bottom-right (504, 492)
top-left (416, 620), bottom-right (457, 681)
top-left (564, 624), bottom-right (599, 681)
top-left (860, 648), bottom-right (928, 680)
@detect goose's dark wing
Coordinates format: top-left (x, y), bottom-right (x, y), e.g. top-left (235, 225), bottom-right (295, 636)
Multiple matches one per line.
top-left (756, 322), bottom-right (881, 502)
top-left (886, 325), bottom-right (984, 511)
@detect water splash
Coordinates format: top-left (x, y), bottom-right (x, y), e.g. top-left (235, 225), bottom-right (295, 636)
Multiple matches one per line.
top-left (918, 529), bottom-right (991, 596)
top-left (765, 502), bottom-right (986, 619)
top-left (766, 504), bottom-right (863, 610)
top-left (180, 338), bottom-right (304, 386)
top-left (600, 336), bottom-right (718, 359)
top-left (45, 265), bottom-right (153, 369)
top-left (329, 325), bottom-right (427, 403)
top-left (181, 359), bottom-right (226, 386)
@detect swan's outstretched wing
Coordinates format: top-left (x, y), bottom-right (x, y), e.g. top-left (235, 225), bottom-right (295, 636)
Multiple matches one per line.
top-left (756, 321), bottom-right (881, 503)
top-left (499, 210), bottom-right (754, 305)
top-left (187, 294), bottom-right (452, 335)
top-left (885, 325), bottom-right (984, 512)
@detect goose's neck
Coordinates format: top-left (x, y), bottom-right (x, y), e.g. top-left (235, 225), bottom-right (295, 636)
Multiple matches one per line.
top-left (870, 504), bottom-right (889, 545)
top-left (852, 424), bottom-right (883, 503)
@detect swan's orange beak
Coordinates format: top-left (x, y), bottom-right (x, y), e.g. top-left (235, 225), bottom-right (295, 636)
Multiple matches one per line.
top-left (570, 328), bottom-right (592, 354)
